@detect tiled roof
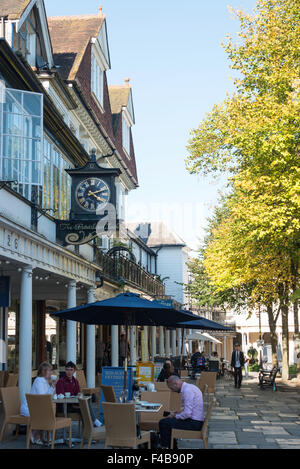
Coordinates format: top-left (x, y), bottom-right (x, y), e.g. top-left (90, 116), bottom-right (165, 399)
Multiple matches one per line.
top-left (108, 85), bottom-right (131, 115)
top-left (0, 0), bottom-right (31, 19)
top-left (48, 14), bottom-right (104, 80)
top-left (127, 222), bottom-right (186, 248)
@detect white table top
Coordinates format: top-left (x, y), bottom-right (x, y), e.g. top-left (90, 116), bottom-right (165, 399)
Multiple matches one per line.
top-left (135, 404), bottom-right (162, 413)
top-left (53, 396), bottom-right (90, 404)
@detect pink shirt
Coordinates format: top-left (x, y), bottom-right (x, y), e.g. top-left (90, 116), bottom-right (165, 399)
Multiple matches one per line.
top-left (175, 382), bottom-right (204, 421)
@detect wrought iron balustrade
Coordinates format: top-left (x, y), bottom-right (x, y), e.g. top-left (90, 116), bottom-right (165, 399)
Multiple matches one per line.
top-left (95, 250), bottom-right (165, 297)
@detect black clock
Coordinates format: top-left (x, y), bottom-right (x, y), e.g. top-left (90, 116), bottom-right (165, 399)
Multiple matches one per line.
top-left (56, 150), bottom-right (122, 245)
top-left (65, 149), bottom-right (121, 221)
top-left (75, 177), bottom-right (110, 212)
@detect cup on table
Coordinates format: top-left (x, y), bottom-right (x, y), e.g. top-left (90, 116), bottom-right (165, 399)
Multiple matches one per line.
top-left (53, 394), bottom-right (58, 400)
top-left (65, 392), bottom-right (71, 398)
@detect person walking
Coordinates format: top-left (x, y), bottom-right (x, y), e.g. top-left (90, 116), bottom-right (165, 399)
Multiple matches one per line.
top-left (231, 344), bottom-right (245, 388)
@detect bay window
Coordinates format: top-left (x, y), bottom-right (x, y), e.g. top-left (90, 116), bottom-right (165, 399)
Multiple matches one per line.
top-left (0, 87), bottom-right (72, 220)
top-left (1, 88), bottom-right (43, 204)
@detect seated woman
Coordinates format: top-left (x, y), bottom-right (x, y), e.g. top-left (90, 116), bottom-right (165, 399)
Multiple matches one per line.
top-left (20, 361), bottom-right (56, 445)
top-left (157, 359), bottom-right (178, 382)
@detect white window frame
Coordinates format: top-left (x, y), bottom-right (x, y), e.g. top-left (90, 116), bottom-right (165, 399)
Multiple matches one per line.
top-left (91, 52), bottom-right (104, 110)
top-left (122, 112), bottom-right (131, 158)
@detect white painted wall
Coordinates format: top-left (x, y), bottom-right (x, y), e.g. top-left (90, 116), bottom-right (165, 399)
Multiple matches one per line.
top-left (156, 246), bottom-right (185, 304)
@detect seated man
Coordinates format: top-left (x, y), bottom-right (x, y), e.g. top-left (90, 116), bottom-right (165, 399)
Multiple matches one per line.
top-left (56, 361), bottom-right (101, 427)
top-left (159, 375), bottom-right (204, 449)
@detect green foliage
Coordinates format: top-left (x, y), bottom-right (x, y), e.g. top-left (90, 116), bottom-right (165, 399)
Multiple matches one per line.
top-left (185, 0), bottom-right (300, 379)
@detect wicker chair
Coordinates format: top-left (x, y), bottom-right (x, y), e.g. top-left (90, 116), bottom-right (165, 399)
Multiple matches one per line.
top-left (103, 402), bottom-right (150, 449)
top-left (170, 397), bottom-right (216, 449)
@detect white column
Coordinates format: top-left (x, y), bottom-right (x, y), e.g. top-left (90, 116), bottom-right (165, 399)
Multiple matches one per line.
top-left (86, 287), bottom-right (95, 387)
top-left (212, 342), bottom-right (216, 352)
top-left (19, 265), bottom-right (32, 403)
top-left (151, 326), bottom-right (156, 360)
top-left (130, 326), bottom-right (136, 365)
top-left (182, 329), bottom-right (187, 356)
top-left (111, 325), bottom-right (119, 367)
top-left (171, 330), bottom-right (177, 356)
top-left (165, 329), bottom-right (170, 357)
top-left (223, 336), bottom-right (227, 361)
top-left (144, 326), bottom-right (149, 361)
top-left (66, 280), bottom-right (76, 363)
top-left (159, 326), bottom-right (164, 356)
top-left (188, 329), bottom-right (193, 354)
top-left (177, 329), bottom-right (182, 355)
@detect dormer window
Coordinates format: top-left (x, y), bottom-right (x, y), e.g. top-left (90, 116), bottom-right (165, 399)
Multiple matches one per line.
top-left (122, 113), bottom-right (130, 157)
top-left (91, 53), bottom-right (104, 108)
top-left (26, 26), bottom-right (36, 67)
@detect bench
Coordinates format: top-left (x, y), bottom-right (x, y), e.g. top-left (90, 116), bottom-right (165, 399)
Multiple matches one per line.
top-left (258, 366), bottom-right (278, 390)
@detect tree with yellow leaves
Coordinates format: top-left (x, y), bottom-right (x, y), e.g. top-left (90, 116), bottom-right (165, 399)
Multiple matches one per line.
top-left (186, 0), bottom-right (300, 379)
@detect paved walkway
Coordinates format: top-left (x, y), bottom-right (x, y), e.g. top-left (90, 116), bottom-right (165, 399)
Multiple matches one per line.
top-left (200, 374), bottom-right (300, 449)
top-left (1, 374), bottom-right (300, 449)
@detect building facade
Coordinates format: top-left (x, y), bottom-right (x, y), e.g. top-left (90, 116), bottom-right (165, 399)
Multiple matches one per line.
top-left (0, 0), bottom-right (165, 402)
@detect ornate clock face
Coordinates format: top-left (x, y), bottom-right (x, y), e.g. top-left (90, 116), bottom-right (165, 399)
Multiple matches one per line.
top-left (75, 177), bottom-right (110, 212)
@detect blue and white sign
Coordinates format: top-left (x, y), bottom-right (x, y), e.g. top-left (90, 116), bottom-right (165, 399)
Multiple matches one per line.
top-left (99, 366), bottom-right (133, 422)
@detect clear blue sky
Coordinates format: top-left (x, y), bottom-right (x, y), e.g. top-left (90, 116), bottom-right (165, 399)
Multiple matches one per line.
top-left (45, 0), bottom-right (256, 251)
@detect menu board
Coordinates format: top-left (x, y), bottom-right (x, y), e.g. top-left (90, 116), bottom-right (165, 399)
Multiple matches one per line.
top-left (99, 366), bottom-right (133, 422)
top-left (136, 361), bottom-right (154, 382)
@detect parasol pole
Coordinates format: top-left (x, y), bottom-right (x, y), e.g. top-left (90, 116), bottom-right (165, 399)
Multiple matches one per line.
top-left (123, 313), bottom-right (129, 398)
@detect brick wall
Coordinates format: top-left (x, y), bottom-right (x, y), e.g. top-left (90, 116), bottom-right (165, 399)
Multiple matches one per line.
top-left (75, 43), bottom-right (138, 184)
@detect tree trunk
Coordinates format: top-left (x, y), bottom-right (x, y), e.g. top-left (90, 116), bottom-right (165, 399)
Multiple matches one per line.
top-left (291, 258), bottom-right (300, 376)
top-left (281, 302), bottom-right (290, 381)
top-left (266, 303), bottom-right (278, 366)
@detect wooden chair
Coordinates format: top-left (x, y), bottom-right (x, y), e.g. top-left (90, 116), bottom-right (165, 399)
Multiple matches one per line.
top-left (0, 371), bottom-right (8, 387)
top-left (154, 381), bottom-right (169, 391)
top-left (180, 370), bottom-right (189, 378)
top-left (96, 373), bottom-right (102, 387)
top-left (196, 372), bottom-right (217, 400)
top-left (170, 397), bottom-right (216, 449)
top-left (26, 394), bottom-right (72, 449)
top-left (0, 387), bottom-right (30, 442)
top-left (100, 385), bottom-right (117, 403)
top-left (56, 406), bottom-right (82, 435)
top-left (169, 392), bottom-right (182, 412)
top-left (78, 397), bottom-right (105, 448)
top-left (102, 402), bottom-right (150, 449)
top-left (139, 391), bottom-right (170, 431)
top-left (6, 373), bottom-right (18, 387)
top-left (76, 370), bottom-right (100, 400)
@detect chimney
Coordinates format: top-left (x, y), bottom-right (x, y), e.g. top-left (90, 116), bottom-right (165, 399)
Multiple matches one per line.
top-left (125, 78), bottom-right (130, 87)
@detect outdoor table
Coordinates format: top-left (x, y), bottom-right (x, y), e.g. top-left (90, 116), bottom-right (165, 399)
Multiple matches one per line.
top-left (52, 395), bottom-right (90, 446)
top-left (135, 402), bottom-right (162, 426)
top-left (135, 403), bottom-right (162, 413)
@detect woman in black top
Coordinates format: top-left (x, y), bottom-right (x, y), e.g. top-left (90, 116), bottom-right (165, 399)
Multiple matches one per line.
top-left (157, 359), bottom-right (178, 382)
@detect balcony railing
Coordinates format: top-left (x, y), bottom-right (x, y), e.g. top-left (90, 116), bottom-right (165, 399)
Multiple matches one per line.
top-left (95, 250), bottom-right (165, 297)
